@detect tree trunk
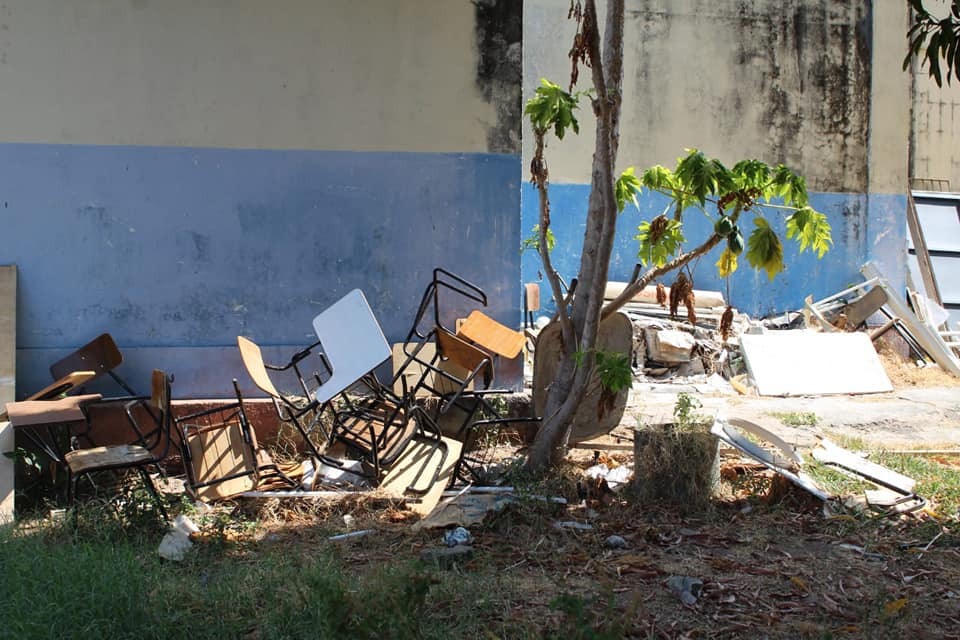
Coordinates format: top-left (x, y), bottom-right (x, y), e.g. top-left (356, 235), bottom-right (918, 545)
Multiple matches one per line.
top-left (525, 0), bottom-right (624, 472)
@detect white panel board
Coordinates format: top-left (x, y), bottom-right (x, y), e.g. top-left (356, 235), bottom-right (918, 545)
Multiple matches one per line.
top-left (739, 330), bottom-right (892, 396)
top-left (311, 289), bottom-right (391, 405)
top-left (0, 265), bottom-right (16, 523)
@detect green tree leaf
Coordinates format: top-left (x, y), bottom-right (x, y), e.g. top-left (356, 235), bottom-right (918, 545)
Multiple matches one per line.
top-left (745, 217), bottom-right (784, 280)
top-left (786, 206), bottom-right (833, 258)
top-left (635, 217), bottom-right (685, 266)
top-left (675, 149), bottom-right (731, 205)
top-left (595, 350), bottom-right (632, 393)
top-left (615, 167), bottom-right (641, 213)
top-left (521, 224), bottom-right (556, 253)
top-left (524, 78), bottom-right (581, 139)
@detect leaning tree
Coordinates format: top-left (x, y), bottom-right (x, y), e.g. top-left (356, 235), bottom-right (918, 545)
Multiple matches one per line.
top-left (523, 1), bottom-right (832, 471)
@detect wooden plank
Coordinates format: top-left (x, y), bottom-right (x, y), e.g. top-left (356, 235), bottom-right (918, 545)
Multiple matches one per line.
top-left (0, 265), bottom-right (15, 523)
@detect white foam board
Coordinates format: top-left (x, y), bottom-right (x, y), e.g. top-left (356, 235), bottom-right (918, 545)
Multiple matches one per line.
top-left (739, 330), bottom-right (892, 396)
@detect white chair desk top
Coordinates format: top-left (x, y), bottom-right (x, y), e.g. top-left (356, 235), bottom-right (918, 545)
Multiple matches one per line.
top-left (311, 289), bottom-right (392, 405)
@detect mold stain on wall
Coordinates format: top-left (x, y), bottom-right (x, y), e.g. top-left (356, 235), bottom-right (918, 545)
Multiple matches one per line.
top-left (475, 0), bottom-right (523, 154)
top-left (627, 0), bottom-right (870, 193)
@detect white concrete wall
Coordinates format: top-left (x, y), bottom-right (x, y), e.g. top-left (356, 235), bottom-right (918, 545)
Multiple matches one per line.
top-left (0, 0), bottom-right (496, 152)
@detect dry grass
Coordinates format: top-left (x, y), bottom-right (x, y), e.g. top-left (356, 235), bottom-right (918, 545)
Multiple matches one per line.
top-left (876, 337), bottom-right (960, 388)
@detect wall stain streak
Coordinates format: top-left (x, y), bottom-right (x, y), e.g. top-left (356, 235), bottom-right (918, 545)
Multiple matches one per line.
top-left (627, 0), bottom-right (869, 193)
top-left (475, 0), bottom-right (523, 154)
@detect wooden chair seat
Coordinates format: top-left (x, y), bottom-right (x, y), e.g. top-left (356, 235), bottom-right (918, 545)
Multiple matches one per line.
top-left (457, 310), bottom-right (524, 359)
top-left (64, 443), bottom-right (153, 474)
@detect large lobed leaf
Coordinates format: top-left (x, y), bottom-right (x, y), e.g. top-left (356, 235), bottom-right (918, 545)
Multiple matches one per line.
top-left (745, 217), bottom-right (784, 280)
top-left (524, 78), bottom-right (581, 140)
top-left (786, 206), bottom-right (833, 258)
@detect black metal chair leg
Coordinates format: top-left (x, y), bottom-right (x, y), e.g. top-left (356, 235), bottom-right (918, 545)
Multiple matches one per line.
top-left (138, 467), bottom-right (169, 522)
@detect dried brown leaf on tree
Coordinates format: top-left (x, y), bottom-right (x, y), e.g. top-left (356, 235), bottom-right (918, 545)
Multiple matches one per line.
top-left (669, 272), bottom-right (692, 321)
top-left (656, 282), bottom-right (667, 307)
top-left (684, 289), bottom-right (697, 324)
top-left (720, 305), bottom-right (734, 341)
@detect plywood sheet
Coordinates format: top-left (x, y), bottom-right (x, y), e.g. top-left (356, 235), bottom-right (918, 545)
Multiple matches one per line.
top-left (0, 265), bottom-right (15, 522)
top-left (739, 330), bottom-right (892, 396)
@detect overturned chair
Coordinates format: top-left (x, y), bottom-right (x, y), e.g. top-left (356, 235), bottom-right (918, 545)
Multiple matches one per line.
top-left (176, 380), bottom-right (299, 502)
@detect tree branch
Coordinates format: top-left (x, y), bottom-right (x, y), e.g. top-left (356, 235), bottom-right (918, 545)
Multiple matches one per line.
top-left (600, 233), bottom-right (724, 319)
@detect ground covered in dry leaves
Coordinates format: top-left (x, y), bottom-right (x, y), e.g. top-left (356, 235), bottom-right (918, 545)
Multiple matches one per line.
top-left (230, 458), bottom-right (960, 640)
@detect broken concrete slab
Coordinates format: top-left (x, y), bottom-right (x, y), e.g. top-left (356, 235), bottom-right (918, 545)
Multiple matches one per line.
top-left (646, 328), bottom-right (696, 363)
top-left (739, 330), bottom-right (892, 396)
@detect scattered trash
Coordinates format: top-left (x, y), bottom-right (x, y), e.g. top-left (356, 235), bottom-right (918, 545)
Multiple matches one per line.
top-left (317, 459), bottom-right (369, 488)
top-left (419, 544), bottom-right (474, 569)
top-left (665, 575), bottom-right (704, 605)
top-left (342, 514), bottom-right (355, 529)
top-left (443, 526), bottom-right (473, 547)
top-left (605, 534), bottom-right (628, 549)
top-left (711, 417), bottom-right (830, 501)
top-left (584, 463), bottom-right (633, 491)
top-left (328, 529), bottom-right (375, 542)
top-left (553, 521), bottom-right (594, 531)
top-left (812, 436), bottom-right (926, 513)
top-left (157, 515), bottom-right (200, 562)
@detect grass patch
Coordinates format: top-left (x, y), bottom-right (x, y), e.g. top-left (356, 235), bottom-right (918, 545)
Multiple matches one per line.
top-left (804, 438), bottom-right (960, 518)
top-left (769, 411), bottom-right (819, 427)
top-left (0, 504), bottom-right (544, 640)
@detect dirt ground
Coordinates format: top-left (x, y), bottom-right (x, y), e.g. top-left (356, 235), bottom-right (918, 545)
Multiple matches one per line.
top-left (179, 347), bottom-right (960, 638)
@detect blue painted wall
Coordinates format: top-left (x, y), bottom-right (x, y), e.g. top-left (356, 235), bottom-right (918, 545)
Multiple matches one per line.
top-left (2, 143), bottom-right (521, 398)
top-left (521, 183), bottom-right (906, 318)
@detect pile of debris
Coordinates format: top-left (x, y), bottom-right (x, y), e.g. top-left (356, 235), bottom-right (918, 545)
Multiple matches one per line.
top-left (601, 259), bottom-right (960, 397)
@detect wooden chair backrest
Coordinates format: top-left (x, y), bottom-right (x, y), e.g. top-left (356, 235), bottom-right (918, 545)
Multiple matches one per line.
top-left (436, 328), bottom-right (493, 387)
top-left (237, 336), bottom-right (283, 399)
top-left (457, 310), bottom-right (524, 359)
top-left (50, 333), bottom-right (123, 382)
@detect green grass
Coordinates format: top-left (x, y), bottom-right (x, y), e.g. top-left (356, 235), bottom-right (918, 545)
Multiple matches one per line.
top-left (0, 506), bottom-right (543, 640)
top-left (804, 438), bottom-right (960, 518)
top-left (769, 411), bottom-right (820, 427)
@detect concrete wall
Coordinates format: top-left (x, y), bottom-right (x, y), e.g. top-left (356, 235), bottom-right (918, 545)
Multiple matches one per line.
top-left (522, 0), bottom-right (910, 318)
top-left (0, 0), bottom-right (523, 398)
top-left (911, 72), bottom-right (960, 190)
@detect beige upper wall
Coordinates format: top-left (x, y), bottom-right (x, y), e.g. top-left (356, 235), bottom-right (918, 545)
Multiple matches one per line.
top-left (0, 0), bottom-right (497, 152)
top-left (912, 71), bottom-right (960, 191)
top-left (525, 0), bottom-right (897, 193)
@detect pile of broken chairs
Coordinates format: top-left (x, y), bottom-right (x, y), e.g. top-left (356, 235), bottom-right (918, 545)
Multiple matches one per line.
top-left (2, 268), bottom-right (532, 519)
top-left (180, 267), bottom-right (532, 513)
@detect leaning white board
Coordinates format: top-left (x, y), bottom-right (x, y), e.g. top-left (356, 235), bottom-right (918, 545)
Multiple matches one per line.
top-left (0, 265), bottom-right (16, 523)
top-left (739, 330), bottom-right (892, 396)
top-left (311, 289), bottom-right (391, 405)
